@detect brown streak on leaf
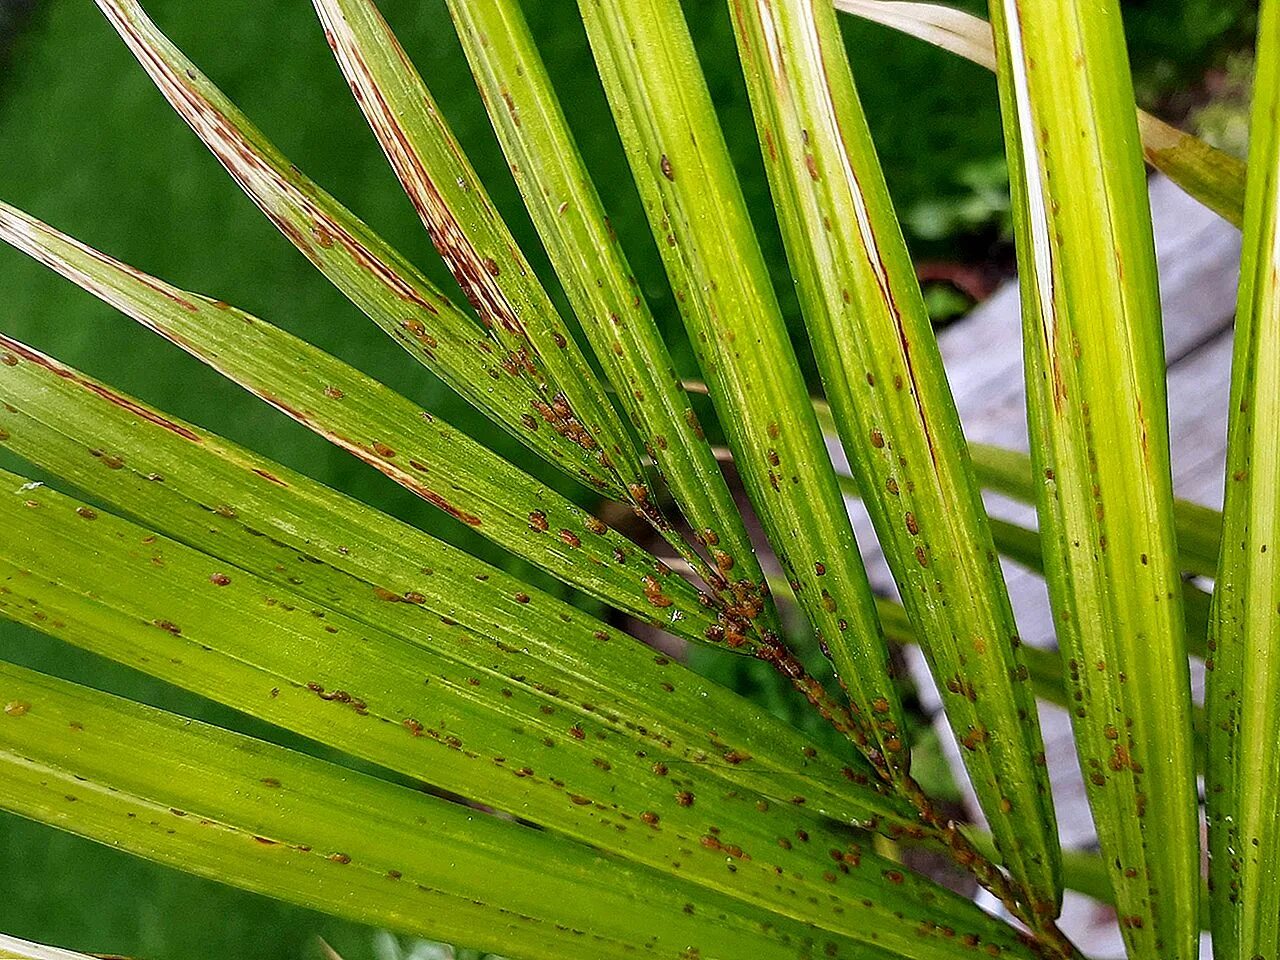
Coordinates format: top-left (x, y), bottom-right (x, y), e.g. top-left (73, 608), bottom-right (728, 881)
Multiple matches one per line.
top-left (0, 335), bottom-right (203, 444)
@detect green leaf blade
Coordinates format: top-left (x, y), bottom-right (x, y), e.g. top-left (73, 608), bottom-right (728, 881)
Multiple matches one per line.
top-left (576, 0), bottom-right (907, 774)
top-left (966, 442), bottom-right (1223, 579)
top-left (92, 0), bottom-right (626, 498)
top-left (0, 662), bottom-right (886, 960)
top-left (310, 0), bottom-right (650, 508)
top-left (444, 0), bottom-right (778, 639)
top-left (0, 333), bottom-right (907, 830)
top-left (0, 205), bottom-right (722, 648)
top-left (1206, 1), bottom-right (1280, 956)
top-left (728, 0), bottom-right (1060, 915)
top-left (0, 469), bottom-right (1023, 953)
top-left (988, 2), bottom-right (1200, 957)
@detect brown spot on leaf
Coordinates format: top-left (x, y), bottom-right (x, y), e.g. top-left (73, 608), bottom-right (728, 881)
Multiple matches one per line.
top-left (642, 575), bottom-right (673, 608)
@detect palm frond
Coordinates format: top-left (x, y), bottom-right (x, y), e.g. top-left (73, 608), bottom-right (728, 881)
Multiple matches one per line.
top-left (0, 334), bottom-right (899, 829)
top-left (0, 661), bottom-right (896, 960)
top-left (577, 0), bottom-right (906, 775)
top-left (310, 0), bottom-right (649, 510)
top-left (0, 0), bottom-right (1253, 955)
top-left (3, 467), bottom-right (1026, 956)
top-left (1206, 1), bottom-right (1280, 956)
top-left (728, 0), bottom-right (1060, 921)
top-left (0, 205), bottom-right (722, 646)
top-left (94, 0), bottom-right (626, 498)
top-left (989, 1), bottom-right (1200, 956)
top-left (445, 0), bottom-right (779, 639)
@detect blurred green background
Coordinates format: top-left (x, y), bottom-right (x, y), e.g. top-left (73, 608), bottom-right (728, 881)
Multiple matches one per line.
top-left (0, 0), bottom-right (1252, 956)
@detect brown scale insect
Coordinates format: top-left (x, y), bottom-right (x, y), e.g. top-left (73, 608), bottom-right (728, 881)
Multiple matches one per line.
top-left (642, 575), bottom-right (673, 608)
